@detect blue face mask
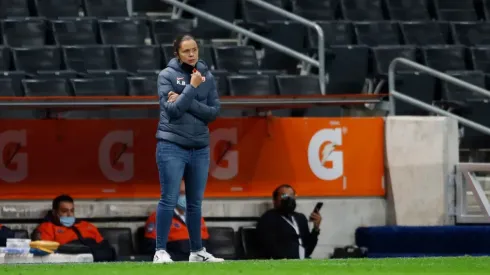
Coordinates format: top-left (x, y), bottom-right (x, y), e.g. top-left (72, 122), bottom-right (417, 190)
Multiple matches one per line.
top-left (60, 216), bottom-right (75, 227)
top-left (176, 195), bottom-right (186, 211)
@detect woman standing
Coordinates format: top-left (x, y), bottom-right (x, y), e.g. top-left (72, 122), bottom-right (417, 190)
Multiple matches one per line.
top-left (154, 34), bottom-right (222, 263)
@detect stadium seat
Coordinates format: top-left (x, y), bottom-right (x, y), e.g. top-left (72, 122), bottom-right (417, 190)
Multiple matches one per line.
top-left (483, 0), bottom-right (490, 20)
top-left (192, 0), bottom-right (238, 39)
top-left (63, 45), bottom-right (115, 72)
top-left (151, 19), bottom-right (194, 45)
top-left (12, 46), bottom-right (67, 76)
top-left (433, 0), bottom-right (478, 22)
top-left (51, 18), bottom-right (98, 45)
top-left (127, 76), bottom-right (157, 96)
top-left (392, 72), bottom-right (436, 115)
top-left (260, 21), bottom-right (306, 73)
top-left (340, 0), bottom-right (385, 21)
top-left (291, 0), bottom-right (339, 21)
top-left (421, 45), bottom-right (468, 72)
top-left (308, 21), bottom-right (354, 48)
top-left (237, 226), bottom-right (261, 259)
top-left (83, 0), bottom-right (129, 18)
top-left (2, 18), bottom-right (48, 47)
top-left (228, 75), bottom-right (276, 96)
top-left (12, 229), bottom-right (29, 239)
top-left (460, 101), bottom-right (490, 149)
top-left (99, 18), bottom-right (151, 45)
top-left (371, 45), bottom-right (417, 76)
top-left (442, 70), bottom-right (487, 103)
top-left (114, 45), bottom-right (162, 75)
top-left (354, 21), bottom-right (401, 46)
top-left (22, 78), bottom-right (71, 96)
top-left (0, 47), bottom-right (11, 71)
top-left (36, 70), bottom-right (78, 80)
top-left (327, 45), bottom-right (369, 95)
top-left (210, 70), bottom-right (230, 96)
top-left (71, 77), bottom-right (121, 96)
top-left (276, 75), bottom-right (321, 95)
top-left (0, 71), bottom-right (25, 96)
top-left (451, 22), bottom-right (490, 46)
top-left (0, 79), bottom-right (17, 97)
top-left (98, 227), bottom-right (134, 257)
top-left (399, 21), bottom-right (447, 46)
top-left (85, 70), bottom-right (128, 94)
top-left (214, 46), bottom-right (258, 72)
top-left (207, 227), bottom-right (237, 260)
top-left (0, 0), bottom-right (30, 19)
top-left (470, 46), bottom-right (490, 74)
top-left (385, 0), bottom-right (430, 20)
top-left (34, 0), bottom-right (82, 18)
top-left (240, 0), bottom-right (286, 23)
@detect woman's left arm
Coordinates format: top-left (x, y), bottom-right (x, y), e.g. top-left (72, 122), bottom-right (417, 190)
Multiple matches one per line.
top-left (188, 75), bottom-right (221, 123)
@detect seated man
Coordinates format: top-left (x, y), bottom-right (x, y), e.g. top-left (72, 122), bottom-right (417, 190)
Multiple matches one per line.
top-left (33, 194), bottom-right (115, 262)
top-left (256, 184), bottom-right (322, 259)
top-left (0, 224), bottom-right (14, 246)
top-left (143, 180), bottom-right (210, 261)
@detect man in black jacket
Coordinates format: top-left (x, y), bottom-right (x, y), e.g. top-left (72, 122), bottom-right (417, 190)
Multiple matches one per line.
top-left (256, 184), bottom-right (322, 259)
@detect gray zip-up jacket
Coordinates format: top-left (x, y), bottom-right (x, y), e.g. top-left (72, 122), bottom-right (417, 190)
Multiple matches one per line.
top-left (155, 58), bottom-right (220, 148)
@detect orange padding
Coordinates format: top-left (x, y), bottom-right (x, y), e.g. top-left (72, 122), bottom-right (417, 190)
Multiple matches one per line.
top-left (0, 117), bottom-right (385, 199)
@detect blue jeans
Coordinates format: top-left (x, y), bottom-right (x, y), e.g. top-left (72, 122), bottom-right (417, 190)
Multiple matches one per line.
top-left (155, 140), bottom-right (210, 252)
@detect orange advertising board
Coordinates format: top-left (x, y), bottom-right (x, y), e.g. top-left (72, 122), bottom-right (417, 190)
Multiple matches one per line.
top-left (0, 117), bottom-right (385, 199)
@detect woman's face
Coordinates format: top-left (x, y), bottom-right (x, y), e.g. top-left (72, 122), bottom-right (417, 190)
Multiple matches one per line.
top-left (178, 39), bottom-right (199, 66)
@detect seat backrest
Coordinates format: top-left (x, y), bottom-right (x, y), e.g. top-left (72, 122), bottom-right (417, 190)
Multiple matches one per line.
top-left (71, 77), bottom-right (120, 96)
top-left (394, 72), bottom-right (436, 115)
top-left (434, 0), bottom-right (477, 21)
top-left (228, 75), bottom-right (275, 96)
top-left (277, 75), bottom-right (321, 95)
top-left (341, 0), bottom-right (384, 21)
top-left (372, 45), bottom-right (417, 75)
top-left (241, 0), bottom-right (285, 22)
top-left (35, 0), bottom-right (82, 18)
top-left (354, 21), bottom-right (400, 46)
top-left (210, 70), bottom-right (229, 96)
top-left (2, 18), bottom-right (47, 47)
top-left (309, 21), bottom-right (355, 47)
top-left (98, 227), bottom-right (134, 256)
top-left (0, 78), bottom-right (17, 96)
top-left (471, 46), bottom-right (490, 73)
top-left (99, 18), bottom-right (151, 45)
top-left (400, 21), bottom-right (446, 46)
top-left (238, 226), bottom-right (261, 259)
top-left (63, 45), bottom-right (114, 72)
top-left (114, 45), bottom-right (162, 73)
top-left (51, 18), bottom-right (97, 45)
top-left (12, 229), bottom-right (29, 239)
top-left (151, 19), bottom-right (194, 44)
top-left (0, 47), bottom-right (11, 71)
top-left (0, 71), bottom-right (26, 96)
top-left (22, 78), bottom-right (70, 96)
top-left (13, 46), bottom-right (62, 73)
top-left (451, 22), bottom-right (490, 46)
top-left (291, 0), bottom-right (339, 20)
top-left (214, 46), bottom-right (258, 72)
top-left (207, 227), bottom-right (237, 260)
top-left (386, 0), bottom-right (430, 20)
top-left (422, 45), bottom-right (467, 71)
top-left (443, 70), bottom-right (486, 101)
top-left (84, 0), bottom-right (128, 17)
top-left (0, 0), bottom-right (30, 19)
top-left (127, 76), bottom-right (157, 96)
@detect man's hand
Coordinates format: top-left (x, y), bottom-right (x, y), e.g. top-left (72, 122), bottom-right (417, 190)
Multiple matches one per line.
top-left (309, 212), bottom-right (322, 230)
top-left (167, 91), bottom-right (179, 103)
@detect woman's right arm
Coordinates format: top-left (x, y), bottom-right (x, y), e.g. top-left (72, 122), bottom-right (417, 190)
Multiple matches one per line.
top-left (158, 70), bottom-right (197, 119)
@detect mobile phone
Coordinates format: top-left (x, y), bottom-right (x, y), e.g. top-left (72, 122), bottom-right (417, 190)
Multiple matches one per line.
top-left (313, 202), bottom-right (323, 213)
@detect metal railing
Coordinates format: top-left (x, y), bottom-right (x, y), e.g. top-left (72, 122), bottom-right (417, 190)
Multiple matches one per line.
top-left (388, 57), bottom-right (490, 224)
top-left (161, 0), bottom-right (327, 95)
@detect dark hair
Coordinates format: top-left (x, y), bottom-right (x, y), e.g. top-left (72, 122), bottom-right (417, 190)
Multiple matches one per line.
top-left (272, 184), bottom-right (295, 200)
top-left (173, 34), bottom-right (197, 57)
top-left (52, 194), bottom-right (74, 210)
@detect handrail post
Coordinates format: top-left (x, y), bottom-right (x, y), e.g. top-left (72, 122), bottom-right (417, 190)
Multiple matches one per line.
top-left (161, 0), bottom-right (320, 74)
top-left (244, 0), bottom-right (326, 95)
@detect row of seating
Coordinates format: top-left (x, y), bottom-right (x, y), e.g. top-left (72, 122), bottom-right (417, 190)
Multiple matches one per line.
top-left (8, 226), bottom-right (260, 261)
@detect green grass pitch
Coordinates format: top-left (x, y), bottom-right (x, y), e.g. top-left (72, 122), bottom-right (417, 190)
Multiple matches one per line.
top-left (2, 257), bottom-right (490, 275)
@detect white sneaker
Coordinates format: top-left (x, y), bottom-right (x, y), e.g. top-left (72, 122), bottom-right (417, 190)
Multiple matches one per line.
top-left (153, 250), bottom-right (173, 264)
top-left (189, 248), bottom-right (225, 263)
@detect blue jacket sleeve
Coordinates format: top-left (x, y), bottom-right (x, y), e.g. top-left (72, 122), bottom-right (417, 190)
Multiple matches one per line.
top-left (187, 75), bottom-right (221, 123)
top-left (158, 70), bottom-right (197, 119)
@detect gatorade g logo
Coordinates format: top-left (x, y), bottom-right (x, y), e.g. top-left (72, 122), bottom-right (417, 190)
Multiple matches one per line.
top-left (0, 130), bottom-right (28, 183)
top-left (210, 128), bottom-right (238, 180)
top-left (99, 130), bottom-right (134, 182)
top-left (308, 128), bottom-right (344, 181)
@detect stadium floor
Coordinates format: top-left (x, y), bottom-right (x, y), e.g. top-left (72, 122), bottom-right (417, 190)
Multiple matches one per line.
top-left (2, 257), bottom-right (490, 274)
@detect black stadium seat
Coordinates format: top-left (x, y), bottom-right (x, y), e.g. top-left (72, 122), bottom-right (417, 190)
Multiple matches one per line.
top-left (214, 46), bottom-right (258, 72)
top-left (98, 227), bottom-right (134, 257)
top-left (399, 21), bottom-right (447, 46)
top-left (114, 45), bottom-right (162, 74)
top-left (51, 18), bottom-right (98, 46)
top-left (151, 19), bottom-right (195, 44)
top-left (240, 0), bottom-right (285, 22)
top-left (0, 79), bottom-right (17, 97)
top-left (371, 45), bottom-right (417, 76)
top-left (393, 72), bottom-right (436, 115)
top-left (207, 227), bottom-right (237, 260)
top-left (442, 70), bottom-right (487, 102)
top-left (22, 78), bottom-right (71, 96)
top-left (434, 0), bottom-right (478, 22)
top-left (12, 47), bottom-right (66, 75)
top-left (35, 0), bottom-right (82, 18)
top-left (471, 46), bottom-right (490, 74)
top-left (385, 0), bottom-right (430, 20)
top-left (451, 22), bottom-right (490, 46)
top-left (0, 0), bottom-right (30, 19)
top-left (276, 75), bottom-right (321, 95)
top-left (237, 226), bottom-right (261, 259)
top-left (127, 76), bottom-right (157, 96)
top-left (228, 75), bottom-right (276, 96)
top-left (308, 21), bottom-right (355, 48)
top-left (12, 229), bottom-right (29, 239)
top-left (84, 0), bottom-right (129, 18)
top-left (291, 0), bottom-right (339, 21)
top-left (341, 0), bottom-right (384, 21)
top-left (2, 18), bottom-right (48, 47)
top-left (0, 71), bottom-right (25, 96)
top-left (0, 47), bottom-right (11, 71)
top-left (99, 18), bottom-right (151, 45)
top-left (354, 21), bottom-right (401, 46)
top-left (422, 45), bottom-right (468, 72)
top-left (71, 77), bottom-right (120, 96)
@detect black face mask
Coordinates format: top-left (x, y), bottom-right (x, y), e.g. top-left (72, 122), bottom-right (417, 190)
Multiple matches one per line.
top-left (180, 61), bottom-right (195, 74)
top-left (279, 196), bottom-right (296, 214)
